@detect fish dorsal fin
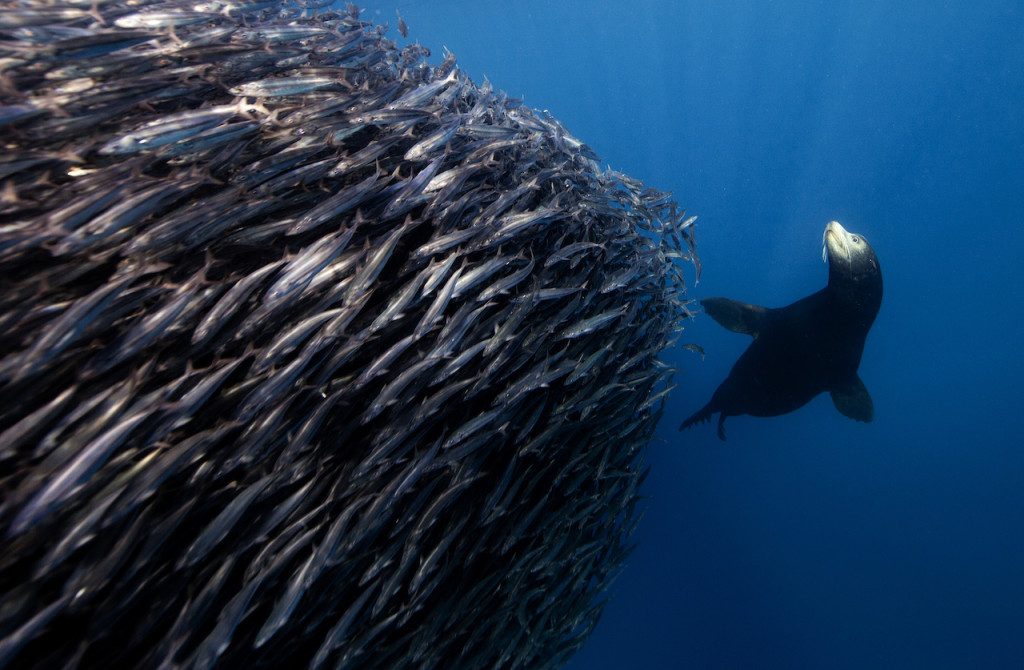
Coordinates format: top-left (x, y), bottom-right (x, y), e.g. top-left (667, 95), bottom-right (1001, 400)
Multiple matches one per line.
top-left (831, 375), bottom-right (874, 423)
top-left (700, 297), bottom-right (769, 338)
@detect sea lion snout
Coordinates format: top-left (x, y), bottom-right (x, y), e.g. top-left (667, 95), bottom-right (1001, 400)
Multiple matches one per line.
top-left (823, 220), bottom-right (851, 264)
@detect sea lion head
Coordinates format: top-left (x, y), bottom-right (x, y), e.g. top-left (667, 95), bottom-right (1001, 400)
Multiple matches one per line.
top-left (822, 220), bottom-right (882, 317)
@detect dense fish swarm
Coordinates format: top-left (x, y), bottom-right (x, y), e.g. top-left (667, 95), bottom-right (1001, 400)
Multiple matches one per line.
top-left (0, 1), bottom-right (699, 669)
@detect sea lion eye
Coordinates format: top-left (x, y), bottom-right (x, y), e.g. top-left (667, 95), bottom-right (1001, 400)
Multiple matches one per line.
top-left (851, 236), bottom-right (860, 243)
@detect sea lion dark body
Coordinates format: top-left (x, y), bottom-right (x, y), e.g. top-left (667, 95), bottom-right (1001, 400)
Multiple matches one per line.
top-left (681, 221), bottom-right (881, 440)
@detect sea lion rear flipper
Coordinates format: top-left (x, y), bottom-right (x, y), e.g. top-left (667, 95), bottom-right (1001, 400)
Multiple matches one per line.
top-left (830, 375), bottom-right (874, 423)
top-left (680, 406), bottom-right (710, 431)
top-left (679, 403), bottom-right (728, 441)
top-left (700, 297), bottom-right (769, 338)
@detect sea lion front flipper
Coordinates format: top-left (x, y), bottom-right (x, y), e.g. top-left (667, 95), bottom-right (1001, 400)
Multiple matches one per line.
top-left (830, 375), bottom-right (874, 423)
top-left (700, 297), bottom-right (769, 338)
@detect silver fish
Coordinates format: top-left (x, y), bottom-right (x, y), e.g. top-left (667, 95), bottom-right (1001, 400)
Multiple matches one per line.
top-left (0, 5), bottom-right (699, 670)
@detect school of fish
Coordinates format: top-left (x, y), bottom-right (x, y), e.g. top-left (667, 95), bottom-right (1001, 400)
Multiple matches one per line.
top-left (0, 1), bottom-right (699, 668)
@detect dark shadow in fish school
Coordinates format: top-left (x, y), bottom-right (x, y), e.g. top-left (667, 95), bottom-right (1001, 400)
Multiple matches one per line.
top-left (680, 221), bottom-right (882, 441)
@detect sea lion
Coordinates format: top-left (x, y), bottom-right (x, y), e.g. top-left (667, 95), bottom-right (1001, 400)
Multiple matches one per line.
top-left (680, 221), bottom-right (882, 440)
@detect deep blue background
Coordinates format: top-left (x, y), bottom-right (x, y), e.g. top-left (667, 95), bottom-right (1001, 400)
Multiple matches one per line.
top-left (358, 2), bottom-right (1024, 667)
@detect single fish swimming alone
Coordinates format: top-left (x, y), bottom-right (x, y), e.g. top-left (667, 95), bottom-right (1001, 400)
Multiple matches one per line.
top-left (680, 221), bottom-right (882, 440)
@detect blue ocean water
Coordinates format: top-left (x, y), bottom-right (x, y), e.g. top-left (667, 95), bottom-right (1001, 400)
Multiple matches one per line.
top-left (360, 2), bottom-right (1024, 668)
